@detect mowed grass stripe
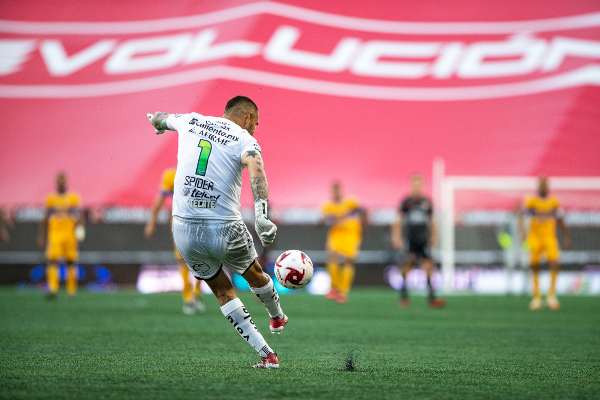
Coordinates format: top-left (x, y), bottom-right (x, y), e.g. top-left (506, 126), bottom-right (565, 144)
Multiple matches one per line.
top-left (1, 289), bottom-right (599, 399)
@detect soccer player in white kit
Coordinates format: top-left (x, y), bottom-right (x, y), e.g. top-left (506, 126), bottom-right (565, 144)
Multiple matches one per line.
top-left (146, 96), bottom-right (287, 369)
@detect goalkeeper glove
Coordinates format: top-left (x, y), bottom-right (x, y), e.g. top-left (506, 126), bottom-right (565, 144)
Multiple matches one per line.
top-left (254, 199), bottom-right (277, 246)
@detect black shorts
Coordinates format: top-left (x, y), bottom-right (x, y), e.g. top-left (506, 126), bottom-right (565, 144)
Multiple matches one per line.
top-left (407, 240), bottom-right (430, 260)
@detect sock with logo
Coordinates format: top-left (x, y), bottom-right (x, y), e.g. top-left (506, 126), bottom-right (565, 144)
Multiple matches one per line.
top-left (220, 298), bottom-right (273, 357)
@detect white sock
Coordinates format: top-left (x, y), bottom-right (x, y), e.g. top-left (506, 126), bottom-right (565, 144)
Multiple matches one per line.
top-left (251, 275), bottom-right (284, 319)
top-left (220, 298), bottom-right (273, 357)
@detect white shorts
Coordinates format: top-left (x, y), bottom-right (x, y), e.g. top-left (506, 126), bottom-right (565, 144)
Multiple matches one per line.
top-left (172, 216), bottom-right (258, 280)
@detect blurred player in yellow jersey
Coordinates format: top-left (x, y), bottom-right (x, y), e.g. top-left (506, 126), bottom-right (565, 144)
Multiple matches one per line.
top-left (322, 181), bottom-right (366, 303)
top-left (145, 168), bottom-right (205, 315)
top-left (38, 173), bottom-right (83, 299)
top-left (519, 177), bottom-right (571, 311)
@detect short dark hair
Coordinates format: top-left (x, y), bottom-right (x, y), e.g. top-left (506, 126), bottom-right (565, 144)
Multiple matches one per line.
top-left (225, 96), bottom-right (258, 113)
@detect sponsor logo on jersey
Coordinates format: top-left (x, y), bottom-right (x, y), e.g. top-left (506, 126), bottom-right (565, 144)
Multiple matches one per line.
top-left (184, 175), bottom-right (215, 191)
top-left (2, 4), bottom-right (600, 100)
top-left (188, 199), bottom-right (218, 209)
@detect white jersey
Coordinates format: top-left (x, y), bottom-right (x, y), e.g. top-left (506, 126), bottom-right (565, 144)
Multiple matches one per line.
top-left (166, 112), bottom-right (260, 221)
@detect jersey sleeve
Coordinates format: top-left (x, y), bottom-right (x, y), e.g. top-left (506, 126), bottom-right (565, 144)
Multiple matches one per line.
top-left (239, 133), bottom-right (262, 160)
top-left (166, 113), bottom-right (196, 132)
top-left (45, 194), bottom-right (55, 209)
top-left (70, 193), bottom-right (81, 208)
top-left (160, 169), bottom-right (175, 196)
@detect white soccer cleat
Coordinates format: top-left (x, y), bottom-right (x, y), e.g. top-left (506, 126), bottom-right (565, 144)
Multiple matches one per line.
top-left (546, 295), bottom-right (560, 311)
top-left (529, 297), bottom-right (542, 311)
top-left (253, 352), bottom-right (279, 369)
top-left (269, 314), bottom-right (288, 334)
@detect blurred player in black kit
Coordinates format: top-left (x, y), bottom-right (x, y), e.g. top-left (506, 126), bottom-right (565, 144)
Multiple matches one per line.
top-left (391, 175), bottom-right (445, 308)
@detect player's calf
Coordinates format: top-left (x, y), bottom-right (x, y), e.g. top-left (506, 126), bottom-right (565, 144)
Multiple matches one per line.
top-left (246, 263), bottom-right (287, 331)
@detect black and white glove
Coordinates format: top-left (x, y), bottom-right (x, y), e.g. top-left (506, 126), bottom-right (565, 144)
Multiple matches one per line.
top-left (254, 199), bottom-right (277, 246)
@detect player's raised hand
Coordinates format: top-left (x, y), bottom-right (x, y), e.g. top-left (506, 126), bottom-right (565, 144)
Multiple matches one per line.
top-left (254, 199), bottom-right (277, 246)
top-left (146, 112), bottom-right (166, 135)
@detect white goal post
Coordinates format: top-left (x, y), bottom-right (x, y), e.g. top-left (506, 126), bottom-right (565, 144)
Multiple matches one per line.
top-left (434, 159), bottom-right (600, 292)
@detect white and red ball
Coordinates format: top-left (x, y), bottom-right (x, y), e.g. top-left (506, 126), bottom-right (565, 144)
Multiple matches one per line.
top-left (274, 250), bottom-right (313, 289)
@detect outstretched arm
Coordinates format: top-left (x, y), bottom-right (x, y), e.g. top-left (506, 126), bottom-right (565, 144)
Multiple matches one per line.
top-left (145, 194), bottom-right (166, 238)
top-left (146, 112), bottom-right (174, 134)
top-left (243, 150), bottom-right (269, 201)
top-left (242, 150), bottom-right (277, 246)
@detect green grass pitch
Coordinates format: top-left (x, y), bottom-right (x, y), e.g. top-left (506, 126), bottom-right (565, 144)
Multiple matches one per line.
top-left (1, 288), bottom-right (599, 399)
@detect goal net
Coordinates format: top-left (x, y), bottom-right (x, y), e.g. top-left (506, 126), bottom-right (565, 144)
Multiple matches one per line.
top-left (434, 161), bottom-right (600, 293)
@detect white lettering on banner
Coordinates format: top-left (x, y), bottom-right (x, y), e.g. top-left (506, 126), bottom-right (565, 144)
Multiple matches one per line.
top-left (542, 37), bottom-right (600, 71)
top-left (105, 34), bottom-right (192, 74)
top-left (352, 41), bottom-right (440, 78)
top-left (183, 29), bottom-right (261, 64)
top-left (0, 40), bottom-right (35, 75)
top-left (1, 22), bottom-right (600, 99)
top-left (458, 35), bottom-right (547, 78)
top-left (431, 43), bottom-right (463, 79)
top-left (41, 40), bottom-right (116, 76)
top-left (1, 3), bottom-right (599, 35)
top-left (264, 25), bottom-right (360, 72)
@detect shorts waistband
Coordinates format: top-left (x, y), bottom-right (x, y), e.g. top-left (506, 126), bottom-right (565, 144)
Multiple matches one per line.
top-left (173, 215), bottom-right (242, 224)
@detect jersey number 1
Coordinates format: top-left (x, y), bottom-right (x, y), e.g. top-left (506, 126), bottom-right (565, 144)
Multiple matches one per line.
top-left (196, 139), bottom-right (212, 176)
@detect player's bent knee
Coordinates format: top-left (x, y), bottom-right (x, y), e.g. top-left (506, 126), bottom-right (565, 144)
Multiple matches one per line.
top-left (209, 282), bottom-right (236, 305)
top-left (422, 260), bottom-right (434, 272)
top-left (214, 291), bottom-right (237, 306)
top-left (204, 270), bottom-right (237, 305)
top-left (242, 260), bottom-right (269, 288)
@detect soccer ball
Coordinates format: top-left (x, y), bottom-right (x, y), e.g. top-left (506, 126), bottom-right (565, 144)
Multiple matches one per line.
top-left (274, 250), bottom-right (313, 289)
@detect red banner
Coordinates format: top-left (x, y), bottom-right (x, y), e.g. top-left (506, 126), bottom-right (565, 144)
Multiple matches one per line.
top-left (1, 0), bottom-right (599, 207)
